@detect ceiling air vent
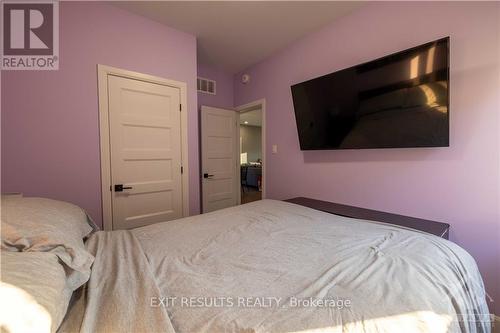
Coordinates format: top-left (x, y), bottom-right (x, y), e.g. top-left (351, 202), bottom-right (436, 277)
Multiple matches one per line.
top-left (197, 77), bottom-right (216, 95)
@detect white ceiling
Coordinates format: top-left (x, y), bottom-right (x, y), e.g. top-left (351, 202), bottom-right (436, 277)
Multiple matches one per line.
top-left (112, 1), bottom-right (364, 73)
top-left (240, 109), bottom-right (262, 127)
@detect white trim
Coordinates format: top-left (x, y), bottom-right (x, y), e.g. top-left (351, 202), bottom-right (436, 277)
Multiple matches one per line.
top-left (235, 98), bottom-right (267, 201)
top-left (97, 64), bottom-right (189, 230)
top-left (236, 116), bottom-right (241, 205)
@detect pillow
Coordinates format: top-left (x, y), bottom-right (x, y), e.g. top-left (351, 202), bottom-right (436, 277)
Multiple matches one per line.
top-left (0, 251), bottom-right (74, 332)
top-left (1, 196), bottom-right (95, 289)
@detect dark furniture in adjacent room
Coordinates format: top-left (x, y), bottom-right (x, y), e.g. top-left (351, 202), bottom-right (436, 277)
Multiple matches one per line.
top-left (241, 165), bottom-right (262, 188)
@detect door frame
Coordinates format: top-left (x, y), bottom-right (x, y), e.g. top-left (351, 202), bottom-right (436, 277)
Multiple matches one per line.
top-left (235, 98), bottom-right (266, 203)
top-left (97, 64), bottom-right (190, 230)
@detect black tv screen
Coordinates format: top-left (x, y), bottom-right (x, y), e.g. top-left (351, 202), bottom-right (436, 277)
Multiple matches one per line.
top-left (291, 37), bottom-right (449, 150)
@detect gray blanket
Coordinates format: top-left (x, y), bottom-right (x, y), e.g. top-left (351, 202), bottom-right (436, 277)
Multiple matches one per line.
top-left (61, 200), bottom-right (491, 333)
top-left (59, 231), bottom-right (175, 333)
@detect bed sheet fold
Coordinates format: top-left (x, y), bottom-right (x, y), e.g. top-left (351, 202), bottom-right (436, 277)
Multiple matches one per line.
top-left (59, 230), bottom-right (175, 333)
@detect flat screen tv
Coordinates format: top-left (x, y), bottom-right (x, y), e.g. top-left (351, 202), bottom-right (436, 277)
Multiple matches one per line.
top-left (291, 37), bottom-right (449, 150)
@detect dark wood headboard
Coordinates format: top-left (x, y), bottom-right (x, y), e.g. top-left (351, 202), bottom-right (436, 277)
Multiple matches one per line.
top-left (285, 197), bottom-right (450, 239)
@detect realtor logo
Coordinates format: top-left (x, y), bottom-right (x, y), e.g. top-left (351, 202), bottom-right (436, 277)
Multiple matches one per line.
top-left (1, 1), bottom-right (59, 70)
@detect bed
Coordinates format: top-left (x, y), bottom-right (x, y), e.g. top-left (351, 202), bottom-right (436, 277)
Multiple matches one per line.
top-left (1, 196), bottom-right (491, 333)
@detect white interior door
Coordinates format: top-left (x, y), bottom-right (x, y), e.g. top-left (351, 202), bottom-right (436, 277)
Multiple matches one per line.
top-left (201, 106), bottom-right (239, 213)
top-left (108, 75), bottom-right (184, 229)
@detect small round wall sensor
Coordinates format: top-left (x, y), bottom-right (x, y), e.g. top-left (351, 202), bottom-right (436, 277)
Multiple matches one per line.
top-left (241, 74), bottom-right (250, 84)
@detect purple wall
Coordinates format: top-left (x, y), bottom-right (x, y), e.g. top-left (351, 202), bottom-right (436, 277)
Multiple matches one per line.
top-left (1, 2), bottom-right (200, 227)
top-left (234, 2), bottom-right (500, 314)
top-left (197, 63), bottom-right (234, 110)
top-left (1, 0), bottom-right (498, 315)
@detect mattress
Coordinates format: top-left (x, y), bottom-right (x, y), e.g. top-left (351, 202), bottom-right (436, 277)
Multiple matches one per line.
top-left (61, 199), bottom-right (491, 333)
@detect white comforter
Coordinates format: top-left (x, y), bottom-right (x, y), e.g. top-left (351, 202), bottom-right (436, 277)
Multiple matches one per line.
top-left (62, 199), bottom-right (491, 333)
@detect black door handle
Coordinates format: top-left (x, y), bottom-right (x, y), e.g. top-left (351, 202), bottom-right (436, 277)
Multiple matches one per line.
top-left (114, 184), bottom-right (133, 192)
top-left (203, 173), bottom-right (214, 179)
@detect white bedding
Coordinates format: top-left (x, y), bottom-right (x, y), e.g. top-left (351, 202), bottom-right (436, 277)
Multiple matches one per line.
top-left (62, 199), bottom-right (491, 333)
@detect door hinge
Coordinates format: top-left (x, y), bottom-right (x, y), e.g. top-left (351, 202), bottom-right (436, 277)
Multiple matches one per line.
top-left (179, 104), bottom-right (182, 111)
top-left (181, 166), bottom-right (184, 174)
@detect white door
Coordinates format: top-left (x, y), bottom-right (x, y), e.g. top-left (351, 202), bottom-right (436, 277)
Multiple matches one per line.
top-left (108, 75), bottom-right (184, 229)
top-left (201, 106), bottom-right (239, 213)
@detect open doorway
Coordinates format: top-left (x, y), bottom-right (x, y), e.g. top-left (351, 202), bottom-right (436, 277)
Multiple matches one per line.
top-left (237, 99), bottom-right (265, 204)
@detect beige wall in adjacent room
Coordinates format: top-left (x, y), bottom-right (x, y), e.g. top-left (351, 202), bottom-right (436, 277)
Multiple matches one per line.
top-left (240, 125), bottom-right (262, 163)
